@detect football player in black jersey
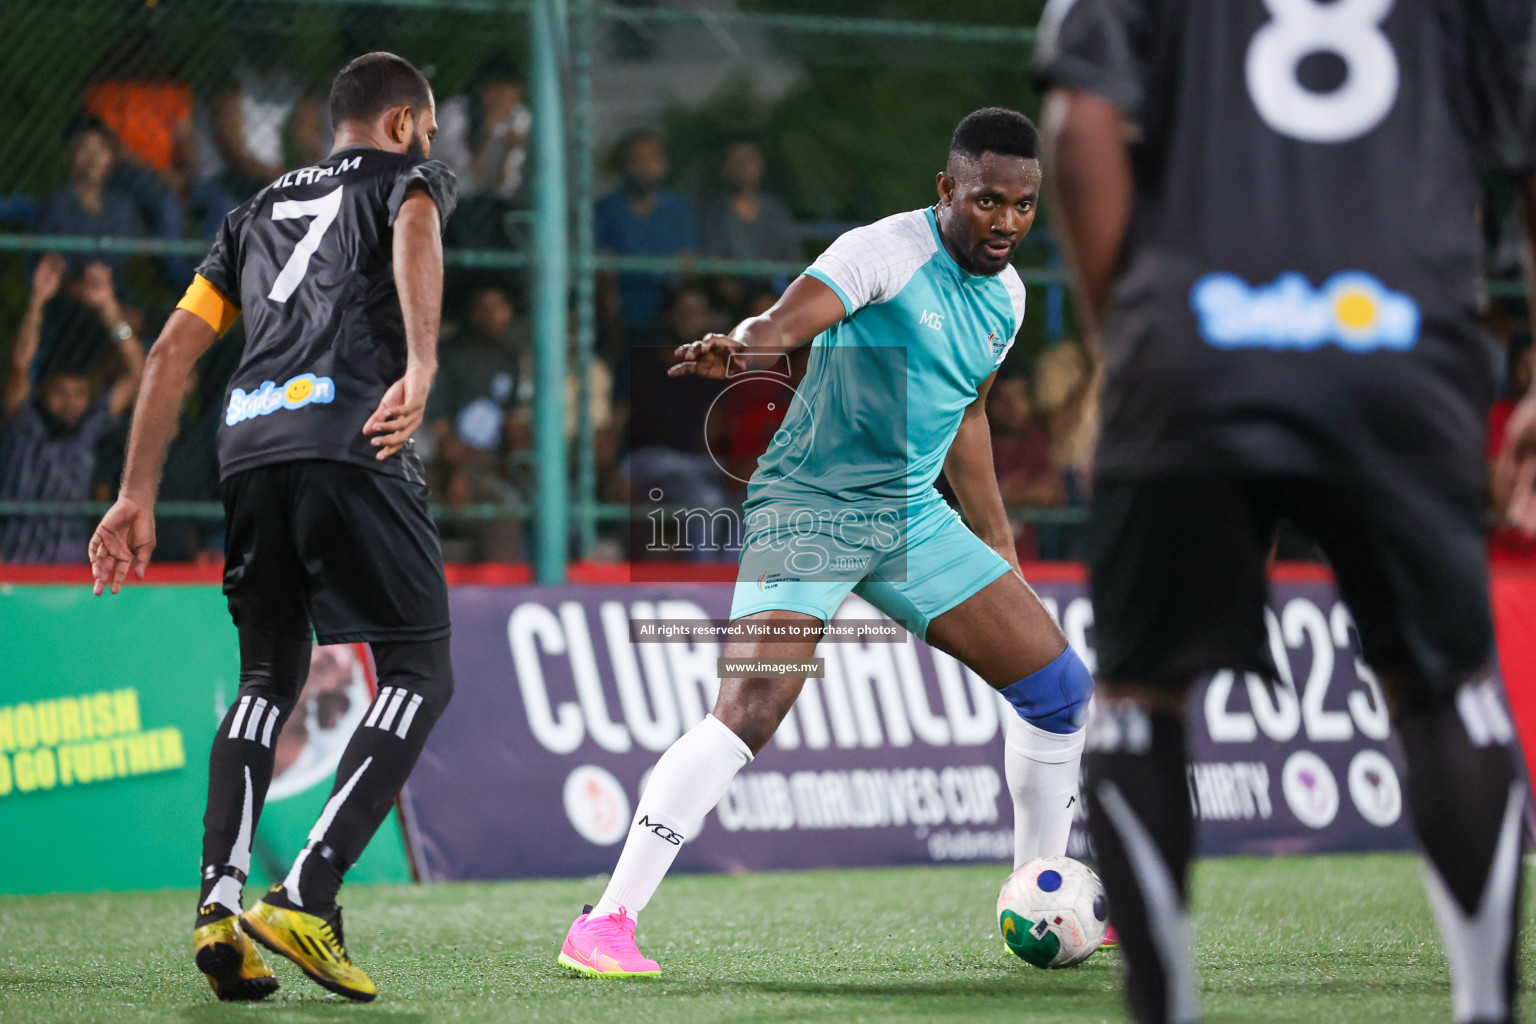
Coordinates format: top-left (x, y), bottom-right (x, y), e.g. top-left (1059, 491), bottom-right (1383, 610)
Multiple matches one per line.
top-left (1037, 1), bottom-right (1536, 1022)
top-left (89, 52), bottom-right (459, 1003)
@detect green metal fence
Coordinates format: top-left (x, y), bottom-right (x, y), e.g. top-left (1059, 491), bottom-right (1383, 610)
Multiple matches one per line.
top-left (0, 0), bottom-right (1523, 579)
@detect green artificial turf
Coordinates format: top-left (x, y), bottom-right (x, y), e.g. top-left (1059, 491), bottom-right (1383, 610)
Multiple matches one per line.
top-left (0, 854), bottom-right (1530, 1023)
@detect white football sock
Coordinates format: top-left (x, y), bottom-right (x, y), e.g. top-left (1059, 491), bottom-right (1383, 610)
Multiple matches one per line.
top-left (591, 714), bottom-right (752, 919)
top-left (1005, 713), bottom-right (1085, 867)
top-left (208, 766), bottom-right (255, 912)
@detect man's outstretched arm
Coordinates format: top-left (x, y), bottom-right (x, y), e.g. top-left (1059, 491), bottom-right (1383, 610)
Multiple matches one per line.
top-left (90, 309), bottom-right (219, 594)
top-left (1041, 86), bottom-right (1133, 346)
top-left (668, 274), bottom-right (846, 379)
top-left (943, 372), bottom-right (1023, 575)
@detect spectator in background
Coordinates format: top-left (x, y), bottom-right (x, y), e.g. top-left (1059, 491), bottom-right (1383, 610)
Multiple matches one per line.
top-left (699, 140), bottom-right (799, 264)
top-left (290, 93), bottom-right (336, 171)
top-left (0, 255), bottom-right (143, 563)
top-left (437, 62), bottom-right (531, 200)
top-left (1031, 339), bottom-right (1100, 502)
top-left (474, 74), bottom-right (531, 202)
top-left (438, 62), bottom-right (532, 261)
top-left (209, 63), bottom-right (301, 200)
top-left (82, 25), bottom-right (195, 195)
top-left (700, 141), bottom-right (800, 314)
top-left (427, 286), bottom-right (529, 562)
top-left (78, 82), bottom-right (191, 243)
top-left (622, 283), bottom-right (732, 559)
top-left (985, 371), bottom-right (1067, 562)
top-left (35, 118), bottom-right (144, 275)
top-left (77, 36), bottom-right (193, 278)
top-left (286, 92), bottom-right (333, 169)
top-left (32, 122), bottom-right (151, 366)
top-left (503, 313), bottom-right (627, 560)
top-left (596, 131), bottom-right (697, 353)
top-left (1489, 330), bottom-right (1536, 563)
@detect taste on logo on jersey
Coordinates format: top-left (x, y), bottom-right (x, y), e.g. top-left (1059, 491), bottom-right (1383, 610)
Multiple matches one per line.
top-left (226, 372), bottom-right (336, 426)
top-left (1191, 270), bottom-right (1420, 353)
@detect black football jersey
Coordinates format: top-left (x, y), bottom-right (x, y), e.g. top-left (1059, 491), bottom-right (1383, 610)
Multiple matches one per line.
top-left (1036, 0), bottom-right (1536, 494)
top-left (195, 147), bottom-right (458, 482)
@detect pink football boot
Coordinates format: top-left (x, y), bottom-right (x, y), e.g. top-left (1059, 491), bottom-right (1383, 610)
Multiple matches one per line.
top-left (558, 906), bottom-right (661, 978)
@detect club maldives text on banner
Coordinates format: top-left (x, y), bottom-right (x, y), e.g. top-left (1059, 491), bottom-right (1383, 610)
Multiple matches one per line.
top-left (402, 579), bottom-right (1426, 882)
top-left (0, 585), bottom-right (411, 895)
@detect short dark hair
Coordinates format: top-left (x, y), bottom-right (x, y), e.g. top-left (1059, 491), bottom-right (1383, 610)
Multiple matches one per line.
top-left (329, 52), bottom-right (432, 128)
top-left (62, 113), bottom-right (112, 145)
top-left (950, 107), bottom-right (1039, 162)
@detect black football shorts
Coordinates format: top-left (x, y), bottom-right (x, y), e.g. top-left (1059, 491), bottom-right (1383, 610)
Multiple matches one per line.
top-left (221, 460), bottom-right (451, 645)
top-left (1088, 475), bottom-right (1493, 704)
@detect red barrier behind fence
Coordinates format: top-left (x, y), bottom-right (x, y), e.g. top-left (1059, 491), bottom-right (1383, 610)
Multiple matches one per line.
top-left (1492, 567), bottom-right (1536, 784)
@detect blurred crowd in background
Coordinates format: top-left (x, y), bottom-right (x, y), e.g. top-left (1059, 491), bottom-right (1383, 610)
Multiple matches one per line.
top-left (0, 50), bottom-right (1528, 568)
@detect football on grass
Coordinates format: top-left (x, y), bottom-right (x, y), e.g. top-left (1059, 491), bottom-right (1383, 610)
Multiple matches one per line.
top-left (997, 856), bottom-right (1108, 968)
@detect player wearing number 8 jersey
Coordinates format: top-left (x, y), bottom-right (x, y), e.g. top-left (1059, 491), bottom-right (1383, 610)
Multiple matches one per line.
top-left (88, 53), bottom-right (459, 1003)
top-left (1037, 0), bottom-right (1536, 1022)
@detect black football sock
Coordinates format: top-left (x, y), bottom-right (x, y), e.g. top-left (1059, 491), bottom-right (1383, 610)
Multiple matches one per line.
top-left (1084, 699), bottom-right (1199, 1024)
top-left (1397, 678), bottom-right (1525, 1024)
top-left (270, 638), bottom-right (454, 919)
top-left (197, 630), bottom-right (312, 925)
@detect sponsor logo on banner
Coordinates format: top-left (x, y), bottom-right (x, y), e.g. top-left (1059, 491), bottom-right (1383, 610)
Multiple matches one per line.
top-left (1188, 762), bottom-right (1272, 822)
top-left (401, 583), bottom-right (1423, 882)
top-left (1347, 749), bottom-right (1402, 827)
top-left (563, 765), bottom-right (630, 846)
top-left (1282, 751), bottom-right (1340, 830)
top-left (0, 688), bottom-right (185, 798)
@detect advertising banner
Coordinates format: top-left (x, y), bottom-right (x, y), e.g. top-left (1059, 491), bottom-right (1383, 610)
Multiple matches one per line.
top-left (402, 578), bottom-right (1419, 882)
top-left (0, 585), bottom-right (411, 895)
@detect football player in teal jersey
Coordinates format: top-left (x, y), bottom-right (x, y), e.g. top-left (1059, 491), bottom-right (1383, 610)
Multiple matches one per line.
top-left (558, 108), bottom-right (1102, 978)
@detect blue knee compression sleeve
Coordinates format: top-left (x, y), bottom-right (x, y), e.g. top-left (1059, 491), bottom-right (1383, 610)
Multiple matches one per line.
top-left (999, 646), bottom-right (1093, 734)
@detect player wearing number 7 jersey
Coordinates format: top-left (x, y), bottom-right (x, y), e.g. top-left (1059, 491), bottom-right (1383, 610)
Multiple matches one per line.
top-left (88, 53), bottom-right (459, 1003)
top-left (1037, 0), bottom-right (1536, 1022)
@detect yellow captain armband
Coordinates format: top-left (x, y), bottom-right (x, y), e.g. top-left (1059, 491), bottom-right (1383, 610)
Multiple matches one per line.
top-left (176, 274), bottom-right (241, 336)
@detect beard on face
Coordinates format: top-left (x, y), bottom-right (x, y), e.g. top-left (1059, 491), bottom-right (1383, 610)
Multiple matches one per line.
top-left (971, 244), bottom-right (1012, 276)
top-left (957, 226), bottom-right (1012, 277)
top-left (408, 129), bottom-right (427, 159)
top-left (35, 394), bottom-right (85, 439)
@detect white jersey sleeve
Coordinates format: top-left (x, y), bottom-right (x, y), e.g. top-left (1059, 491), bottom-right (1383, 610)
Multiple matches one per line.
top-left (996, 265), bottom-right (1027, 366)
top-left (803, 210), bottom-right (938, 317)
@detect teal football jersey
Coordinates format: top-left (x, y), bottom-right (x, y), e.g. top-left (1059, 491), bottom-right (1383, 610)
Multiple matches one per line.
top-left (747, 206), bottom-right (1026, 512)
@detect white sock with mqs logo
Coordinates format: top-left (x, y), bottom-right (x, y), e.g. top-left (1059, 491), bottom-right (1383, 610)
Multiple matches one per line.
top-left (591, 715), bottom-right (752, 920)
top-left (1006, 714), bottom-right (1086, 867)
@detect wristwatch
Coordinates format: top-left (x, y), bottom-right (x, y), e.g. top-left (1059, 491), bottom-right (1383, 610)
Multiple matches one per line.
top-left (112, 321), bottom-right (134, 342)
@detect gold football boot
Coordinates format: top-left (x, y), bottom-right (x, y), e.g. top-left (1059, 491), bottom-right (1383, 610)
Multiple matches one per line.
top-left (193, 908), bottom-right (279, 1001)
top-left (242, 891), bottom-right (377, 1002)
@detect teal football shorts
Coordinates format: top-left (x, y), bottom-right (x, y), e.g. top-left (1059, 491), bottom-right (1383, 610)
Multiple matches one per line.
top-left (728, 497), bottom-right (1012, 640)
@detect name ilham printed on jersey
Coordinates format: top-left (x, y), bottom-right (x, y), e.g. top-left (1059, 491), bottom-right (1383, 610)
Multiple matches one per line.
top-left (194, 149), bottom-right (458, 483)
